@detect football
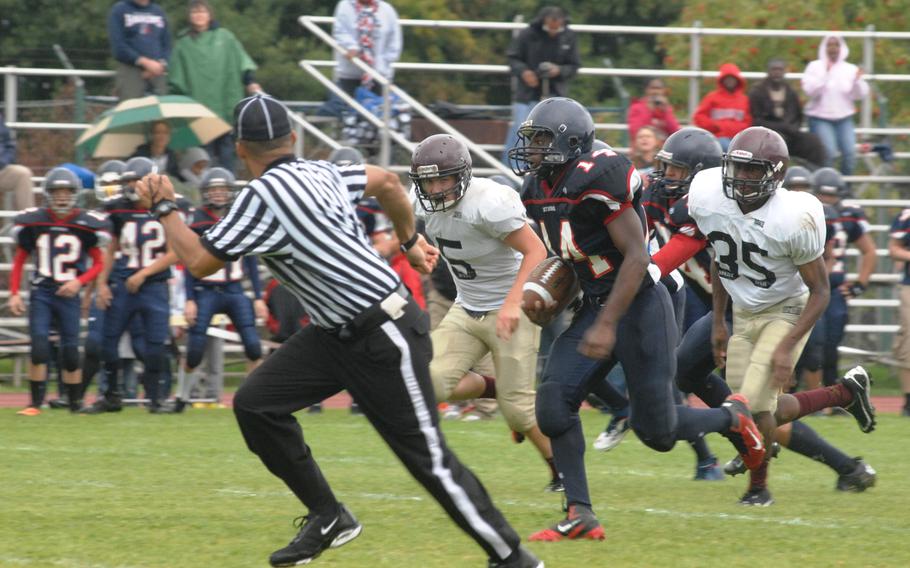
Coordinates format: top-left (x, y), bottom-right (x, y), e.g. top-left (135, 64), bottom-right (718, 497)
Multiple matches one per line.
top-left (521, 256), bottom-right (580, 326)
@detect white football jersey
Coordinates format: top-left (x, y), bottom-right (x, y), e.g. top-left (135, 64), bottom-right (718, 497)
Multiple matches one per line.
top-left (688, 168), bottom-right (825, 312)
top-left (412, 177), bottom-right (526, 311)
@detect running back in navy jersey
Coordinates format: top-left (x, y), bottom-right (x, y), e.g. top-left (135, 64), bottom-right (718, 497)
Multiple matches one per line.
top-left (105, 197), bottom-right (170, 282)
top-left (13, 207), bottom-right (111, 287)
top-left (521, 147), bottom-right (647, 298)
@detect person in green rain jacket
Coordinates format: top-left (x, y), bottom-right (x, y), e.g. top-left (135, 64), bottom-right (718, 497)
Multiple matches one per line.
top-left (169, 0), bottom-right (261, 173)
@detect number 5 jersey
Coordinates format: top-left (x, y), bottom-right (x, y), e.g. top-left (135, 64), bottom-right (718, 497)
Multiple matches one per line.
top-left (687, 167), bottom-right (826, 312)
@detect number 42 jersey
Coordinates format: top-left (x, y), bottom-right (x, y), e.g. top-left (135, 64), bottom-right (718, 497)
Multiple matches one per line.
top-left (687, 167), bottom-right (826, 312)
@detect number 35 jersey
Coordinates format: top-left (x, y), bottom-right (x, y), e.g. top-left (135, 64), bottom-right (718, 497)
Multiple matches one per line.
top-left (688, 167), bottom-right (825, 312)
top-left (412, 177), bottom-right (525, 312)
top-left (12, 207), bottom-right (111, 287)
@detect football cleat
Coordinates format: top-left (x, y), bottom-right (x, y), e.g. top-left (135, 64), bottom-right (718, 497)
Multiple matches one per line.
top-left (544, 478), bottom-right (565, 493)
top-left (738, 487), bottom-right (774, 507)
top-left (528, 504), bottom-right (605, 542)
top-left (694, 458), bottom-right (725, 481)
top-left (836, 458), bottom-right (877, 492)
top-left (80, 397), bottom-right (123, 414)
top-left (724, 442), bottom-right (781, 477)
top-left (47, 397), bottom-right (70, 410)
top-left (841, 366), bottom-right (876, 433)
top-left (16, 406), bottom-right (41, 416)
top-left (489, 546), bottom-right (545, 568)
top-left (592, 416), bottom-right (630, 452)
top-left (269, 503), bottom-right (362, 567)
top-left (722, 394), bottom-right (766, 471)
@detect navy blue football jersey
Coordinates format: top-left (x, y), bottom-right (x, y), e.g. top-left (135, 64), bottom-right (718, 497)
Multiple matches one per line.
top-left (105, 197), bottom-right (171, 282)
top-left (641, 185), bottom-right (713, 295)
top-left (521, 148), bottom-right (649, 298)
top-left (188, 207), bottom-right (248, 283)
top-left (13, 207), bottom-right (111, 287)
top-left (829, 202), bottom-right (870, 283)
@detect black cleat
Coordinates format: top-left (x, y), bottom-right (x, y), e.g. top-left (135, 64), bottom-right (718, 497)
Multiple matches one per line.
top-left (148, 403), bottom-right (176, 414)
top-left (836, 458), bottom-right (877, 492)
top-left (79, 397), bottom-right (123, 414)
top-left (841, 366), bottom-right (876, 433)
top-left (544, 478), bottom-right (565, 493)
top-left (738, 487), bottom-right (774, 507)
top-left (489, 546), bottom-right (544, 568)
top-left (269, 503), bottom-right (362, 567)
top-left (47, 397), bottom-right (70, 410)
top-left (724, 442), bottom-right (781, 477)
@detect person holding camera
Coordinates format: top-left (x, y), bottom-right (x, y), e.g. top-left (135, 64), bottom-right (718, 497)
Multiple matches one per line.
top-left (627, 78), bottom-right (681, 141)
top-left (501, 6), bottom-right (580, 166)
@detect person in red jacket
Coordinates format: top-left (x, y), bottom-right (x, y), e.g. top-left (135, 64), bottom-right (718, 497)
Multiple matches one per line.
top-left (626, 77), bottom-right (681, 141)
top-left (693, 63), bottom-right (752, 150)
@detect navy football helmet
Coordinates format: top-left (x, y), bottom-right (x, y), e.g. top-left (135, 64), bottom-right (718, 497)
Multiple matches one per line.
top-left (95, 159), bottom-right (127, 202)
top-left (507, 97), bottom-right (595, 176)
top-left (784, 165), bottom-right (813, 191)
top-left (199, 167), bottom-right (237, 210)
top-left (650, 127), bottom-right (722, 198)
top-left (811, 167), bottom-right (848, 198)
top-left (43, 167), bottom-right (82, 216)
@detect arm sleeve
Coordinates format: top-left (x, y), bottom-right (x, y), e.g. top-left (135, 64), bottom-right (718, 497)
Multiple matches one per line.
top-left (244, 256), bottom-right (263, 299)
top-left (506, 32), bottom-right (530, 76)
top-left (200, 185), bottom-right (288, 261)
top-left (852, 70), bottom-right (870, 100)
top-left (108, 4), bottom-right (140, 65)
top-left (692, 95), bottom-right (718, 133)
top-left (559, 33), bottom-right (580, 81)
top-left (160, 9), bottom-right (172, 61)
top-left (167, 42), bottom-right (187, 94)
top-left (77, 247), bottom-right (105, 285)
top-left (790, 210), bottom-right (826, 266)
top-left (661, 105), bottom-right (681, 135)
top-left (332, 2), bottom-right (358, 49)
top-left (626, 101), bottom-right (648, 140)
top-left (801, 61), bottom-right (827, 98)
top-left (9, 247), bottom-right (28, 295)
top-left (652, 233), bottom-right (708, 276)
top-left (385, 7), bottom-right (403, 64)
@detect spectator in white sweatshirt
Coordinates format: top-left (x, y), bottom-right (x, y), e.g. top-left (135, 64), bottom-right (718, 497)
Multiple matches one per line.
top-left (801, 34), bottom-right (869, 175)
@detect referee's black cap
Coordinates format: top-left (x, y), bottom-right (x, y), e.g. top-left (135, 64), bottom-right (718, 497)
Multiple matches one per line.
top-left (233, 94), bottom-right (291, 141)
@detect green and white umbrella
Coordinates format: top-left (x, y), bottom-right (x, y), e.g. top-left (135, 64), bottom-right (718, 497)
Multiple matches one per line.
top-left (76, 95), bottom-right (232, 158)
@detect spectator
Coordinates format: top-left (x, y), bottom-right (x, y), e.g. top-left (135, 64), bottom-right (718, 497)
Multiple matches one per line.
top-left (0, 112), bottom-right (35, 211)
top-left (629, 125), bottom-right (662, 177)
top-left (130, 120), bottom-right (183, 180)
top-left (107, 0), bottom-right (171, 100)
top-left (888, 208), bottom-right (910, 418)
top-left (316, 0), bottom-right (402, 118)
top-left (627, 78), bottom-right (680, 140)
top-left (169, 0), bottom-right (260, 173)
top-left (178, 147), bottom-right (210, 190)
top-left (502, 6), bottom-right (580, 165)
top-left (801, 34), bottom-right (869, 175)
top-left (749, 58), bottom-right (828, 167)
top-left (692, 63), bottom-right (751, 150)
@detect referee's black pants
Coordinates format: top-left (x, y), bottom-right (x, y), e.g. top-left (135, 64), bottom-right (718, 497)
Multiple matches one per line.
top-left (233, 298), bottom-right (521, 561)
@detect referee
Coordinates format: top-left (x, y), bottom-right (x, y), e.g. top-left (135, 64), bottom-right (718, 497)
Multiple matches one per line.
top-left (134, 94), bottom-right (542, 568)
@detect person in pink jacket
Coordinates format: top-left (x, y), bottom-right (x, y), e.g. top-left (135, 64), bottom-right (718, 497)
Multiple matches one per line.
top-left (692, 63), bottom-right (752, 150)
top-left (801, 34), bottom-right (869, 175)
top-left (626, 78), bottom-right (680, 141)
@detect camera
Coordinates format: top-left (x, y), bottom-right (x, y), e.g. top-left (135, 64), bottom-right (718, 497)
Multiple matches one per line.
top-left (537, 61), bottom-right (555, 77)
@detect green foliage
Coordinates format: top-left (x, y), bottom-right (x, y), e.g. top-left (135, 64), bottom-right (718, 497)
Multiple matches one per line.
top-left (2, 408), bottom-right (910, 566)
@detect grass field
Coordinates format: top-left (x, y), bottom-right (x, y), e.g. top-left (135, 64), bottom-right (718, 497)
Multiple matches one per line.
top-left (2, 408), bottom-right (909, 568)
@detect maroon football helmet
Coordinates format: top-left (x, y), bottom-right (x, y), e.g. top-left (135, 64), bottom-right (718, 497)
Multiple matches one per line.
top-left (721, 126), bottom-right (789, 205)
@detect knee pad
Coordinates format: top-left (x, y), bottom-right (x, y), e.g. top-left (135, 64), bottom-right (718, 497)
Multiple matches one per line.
top-left (62, 345), bottom-right (80, 372)
top-left (84, 337), bottom-right (102, 360)
top-left (535, 382), bottom-right (574, 438)
top-left (30, 340), bottom-right (50, 365)
top-left (631, 421), bottom-right (676, 453)
top-left (186, 342), bottom-right (205, 370)
top-left (242, 331), bottom-right (262, 362)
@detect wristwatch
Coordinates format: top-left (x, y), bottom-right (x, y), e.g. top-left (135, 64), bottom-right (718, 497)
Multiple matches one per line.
top-left (151, 199), bottom-right (178, 220)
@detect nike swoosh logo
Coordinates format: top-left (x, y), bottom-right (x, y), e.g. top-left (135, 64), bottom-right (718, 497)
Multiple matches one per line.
top-left (320, 517), bottom-right (338, 535)
top-left (745, 430), bottom-right (763, 451)
top-left (556, 521), bottom-right (576, 533)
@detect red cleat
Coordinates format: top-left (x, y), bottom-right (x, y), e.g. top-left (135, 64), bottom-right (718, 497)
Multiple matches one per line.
top-left (528, 504), bottom-right (606, 542)
top-left (722, 394), bottom-right (766, 471)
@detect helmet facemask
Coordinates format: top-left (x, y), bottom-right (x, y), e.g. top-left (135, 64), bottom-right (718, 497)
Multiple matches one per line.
top-left (202, 182), bottom-right (235, 211)
top-left (410, 165), bottom-right (471, 213)
top-left (722, 151), bottom-right (784, 205)
top-left (48, 186), bottom-right (78, 217)
top-left (650, 151), bottom-right (696, 199)
top-left (95, 171), bottom-right (123, 202)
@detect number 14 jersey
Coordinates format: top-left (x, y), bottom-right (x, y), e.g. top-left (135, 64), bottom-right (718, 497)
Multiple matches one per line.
top-left (688, 167), bottom-right (826, 312)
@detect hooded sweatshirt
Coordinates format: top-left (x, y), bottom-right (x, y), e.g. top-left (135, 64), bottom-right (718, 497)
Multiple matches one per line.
top-left (107, 0), bottom-right (171, 65)
top-left (801, 34), bottom-right (869, 121)
top-left (332, 0), bottom-right (402, 81)
top-left (692, 63), bottom-right (751, 139)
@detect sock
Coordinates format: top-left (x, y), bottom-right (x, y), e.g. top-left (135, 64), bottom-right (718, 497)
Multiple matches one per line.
top-left (65, 383), bottom-right (81, 411)
top-left (792, 384), bottom-right (852, 418)
top-left (545, 456), bottom-right (559, 481)
top-left (479, 375), bottom-right (496, 399)
top-left (786, 420), bottom-right (855, 475)
top-left (29, 380), bottom-right (47, 408)
top-left (690, 372), bottom-right (733, 408)
top-left (675, 406), bottom-right (732, 441)
top-left (81, 354), bottom-right (100, 398)
top-left (749, 460), bottom-right (769, 490)
top-left (689, 436), bottom-right (715, 463)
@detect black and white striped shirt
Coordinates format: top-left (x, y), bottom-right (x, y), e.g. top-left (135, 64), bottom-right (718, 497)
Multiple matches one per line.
top-left (200, 156), bottom-right (401, 329)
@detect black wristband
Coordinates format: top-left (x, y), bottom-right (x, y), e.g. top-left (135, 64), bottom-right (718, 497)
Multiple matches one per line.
top-left (151, 199), bottom-right (178, 220)
top-left (399, 232), bottom-right (419, 253)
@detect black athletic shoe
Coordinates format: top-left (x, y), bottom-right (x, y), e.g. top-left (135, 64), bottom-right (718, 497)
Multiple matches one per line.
top-left (841, 366), bottom-right (876, 433)
top-left (148, 403), bottom-right (176, 414)
top-left (836, 458), bottom-right (877, 492)
top-left (738, 487), bottom-right (774, 506)
top-left (47, 397), bottom-right (70, 410)
top-left (724, 442), bottom-right (781, 477)
top-left (489, 546), bottom-right (544, 568)
top-left (544, 478), bottom-right (565, 493)
top-left (269, 504), bottom-right (362, 567)
top-left (79, 396), bottom-right (123, 414)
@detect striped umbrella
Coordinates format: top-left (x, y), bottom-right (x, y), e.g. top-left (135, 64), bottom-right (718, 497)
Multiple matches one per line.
top-left (76, 95), bottom-right (232, 158)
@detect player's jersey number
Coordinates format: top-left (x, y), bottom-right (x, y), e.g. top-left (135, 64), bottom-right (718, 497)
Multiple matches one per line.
top-left (707, 231), bottom-right (776, 289)
top-left (541, 220), bottom-right (613, 277)
top-left (36, 233), bottom-right (81, 282)
top-left (120, 220), bottom-right (166, 269)
top-left (436, 238), bottom-right (477, 280)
